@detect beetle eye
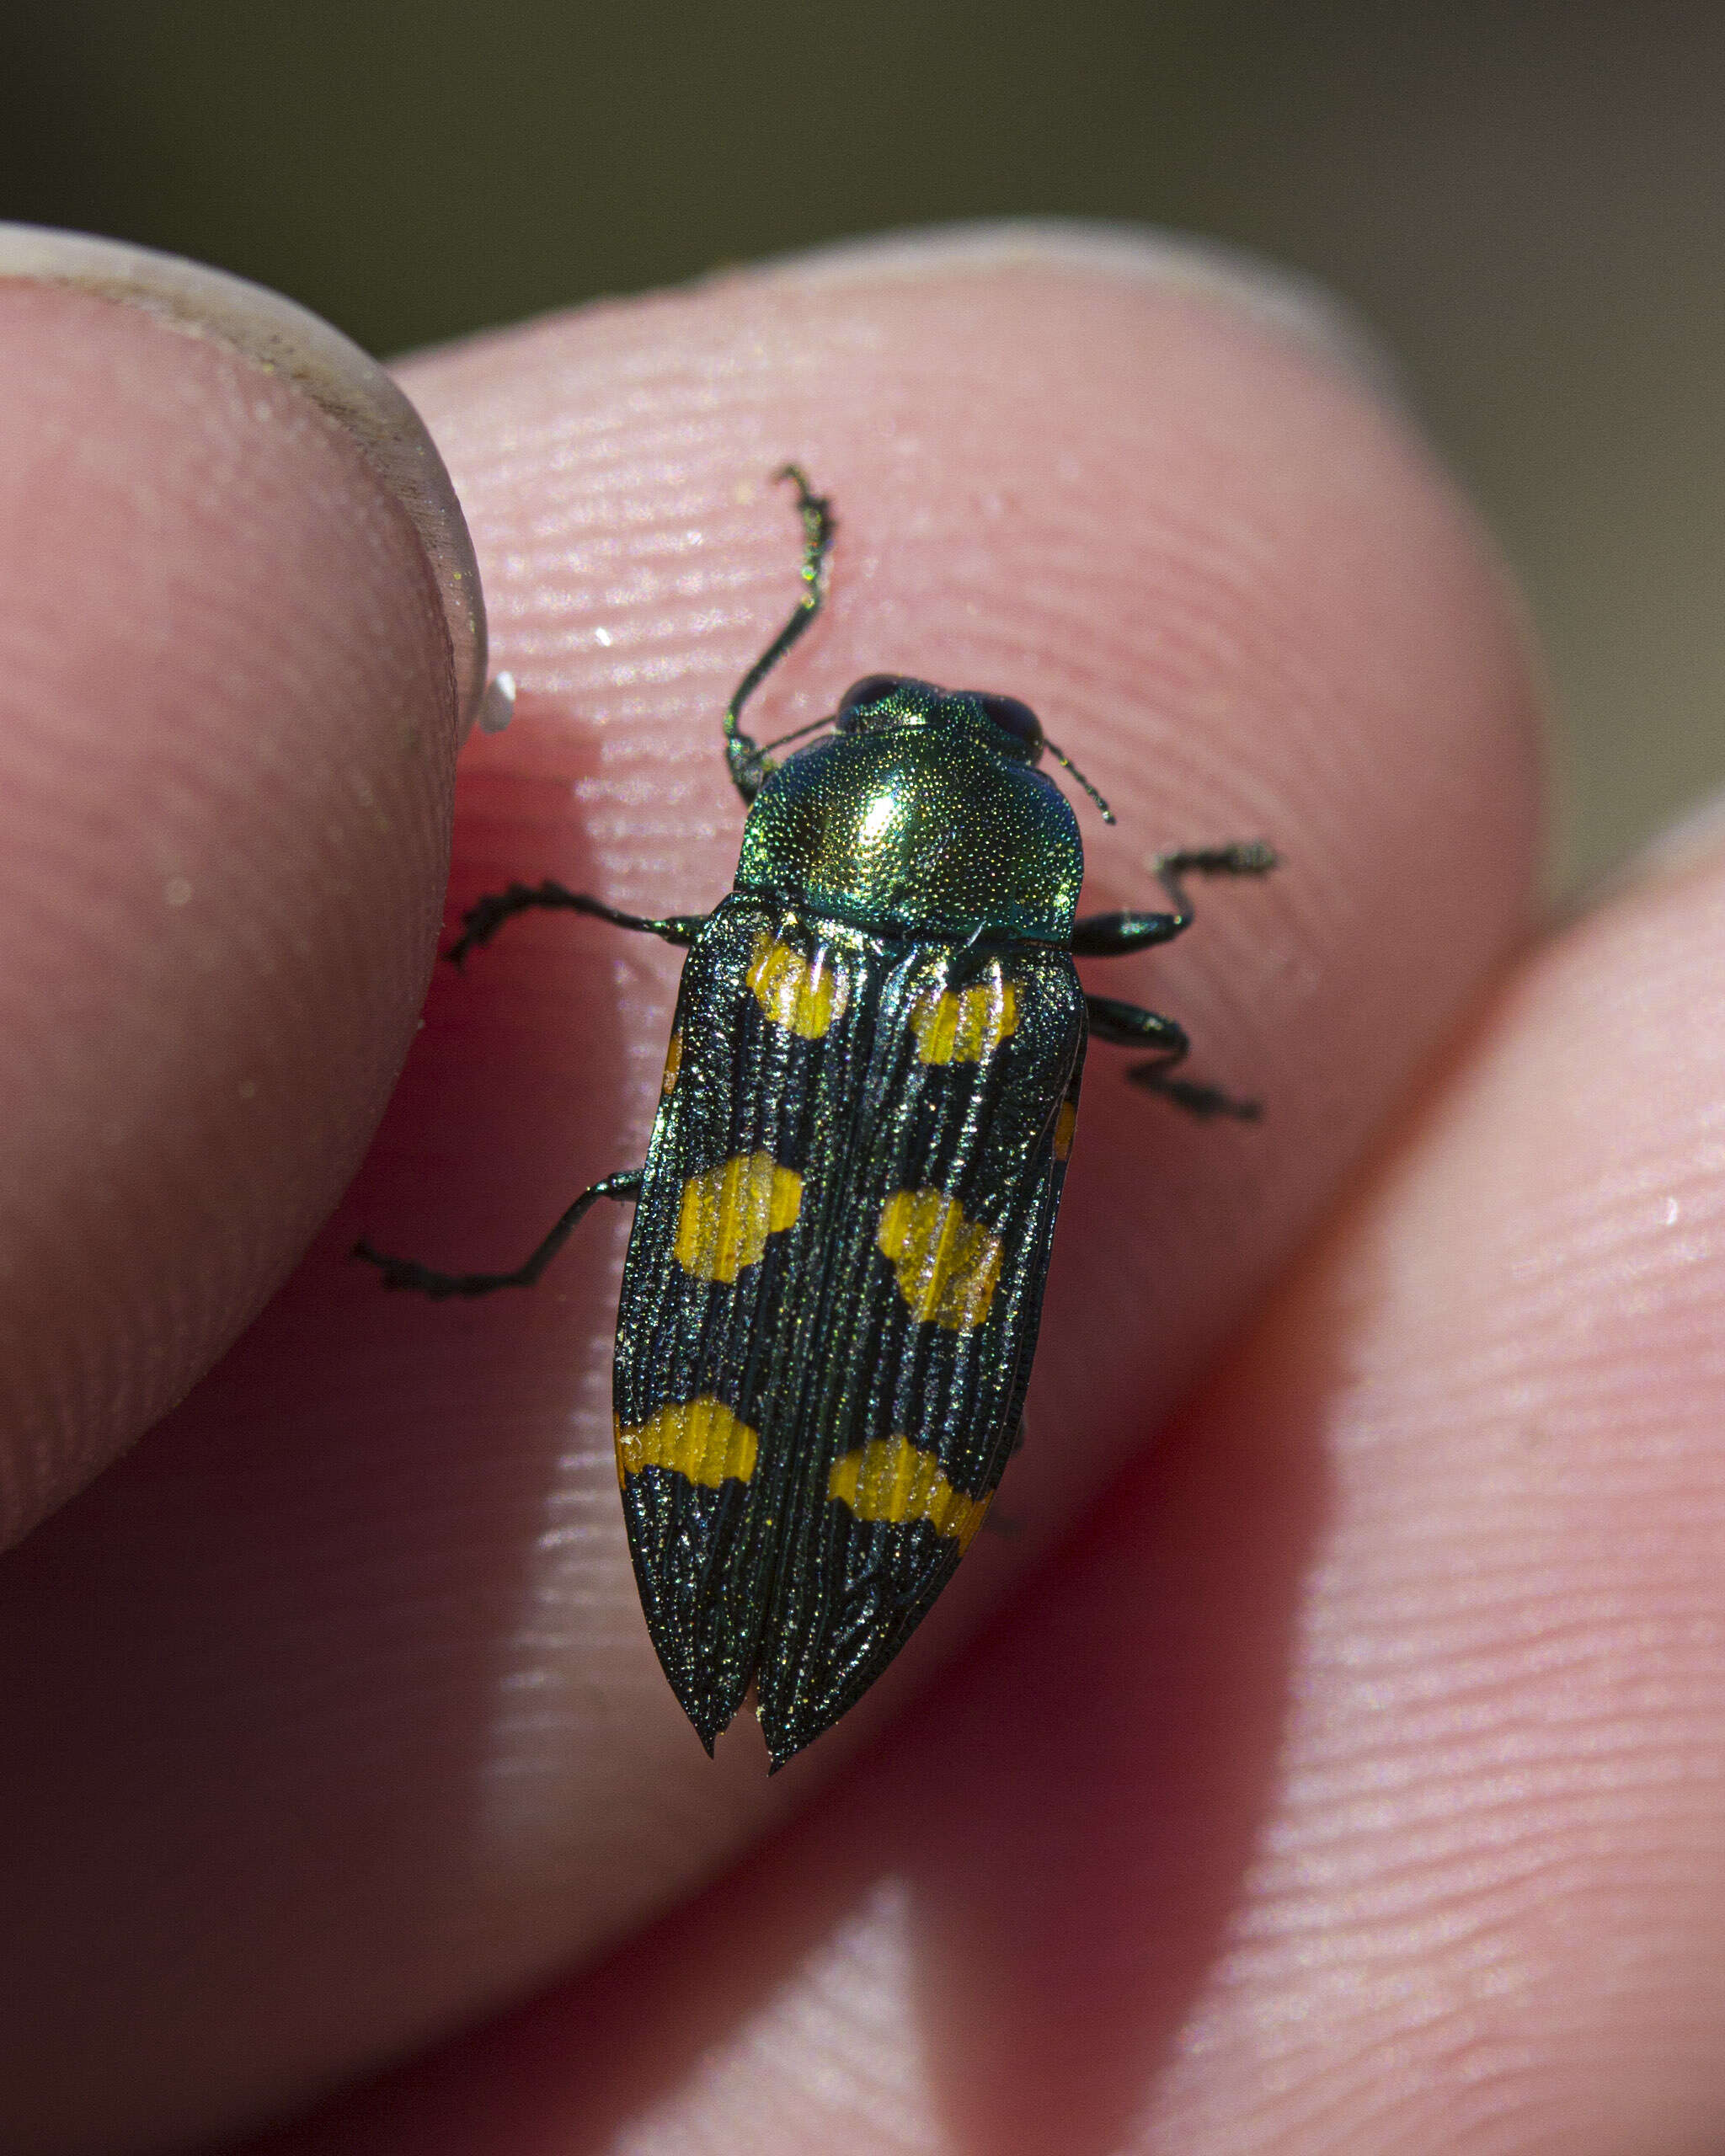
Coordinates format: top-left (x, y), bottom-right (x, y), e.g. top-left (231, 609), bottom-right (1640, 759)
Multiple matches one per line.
top-left (836, 675), bottom-right (903, 727)
top-left (977, 692), bottom-right (1044, 755)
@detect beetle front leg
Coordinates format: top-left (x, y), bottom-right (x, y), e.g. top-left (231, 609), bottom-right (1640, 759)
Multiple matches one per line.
top-left (720, 465), bottom-right (836, 803)
top-left (355, 1169), bottom-right (645, 1299)
top-left (1084, 994), bottom-right (1261, 1121)
top-left (446, 884), bottom-right (708, 967)
top-left (1072, 840), bottom-right (1276, 958)
top-left (1071, 907), bottom-right (1188, 958)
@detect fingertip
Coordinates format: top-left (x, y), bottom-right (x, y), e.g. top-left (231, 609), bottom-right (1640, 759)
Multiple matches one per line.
top-left (0, 222), bottom-right (491, 731)
top-left (0, 273), bottom-right (464, 1540)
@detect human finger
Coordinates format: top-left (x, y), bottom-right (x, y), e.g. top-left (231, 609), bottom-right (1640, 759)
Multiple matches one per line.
top-left (0, 227), bottom-right (483, 1545)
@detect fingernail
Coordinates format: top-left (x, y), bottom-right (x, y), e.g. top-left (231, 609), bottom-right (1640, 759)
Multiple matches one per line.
top-left (746, 216), bottom-right (1403, 407)
top-left (0, 223), bottom-right (489, 732)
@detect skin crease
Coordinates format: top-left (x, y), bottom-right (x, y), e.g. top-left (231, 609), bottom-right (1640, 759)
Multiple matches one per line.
top-left (8, 231), bottom-right (1720, 2154)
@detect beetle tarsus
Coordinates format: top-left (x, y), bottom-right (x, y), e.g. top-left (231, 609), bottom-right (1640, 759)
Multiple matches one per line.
top-left (1126, 1064), bottom-right (1262, 1121)
top-left (1157, 840), bottom-right (1279, 879)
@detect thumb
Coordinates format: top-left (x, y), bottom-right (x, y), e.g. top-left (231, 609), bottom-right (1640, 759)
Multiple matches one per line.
top-left (0, 229), bottom-right (480, 1545)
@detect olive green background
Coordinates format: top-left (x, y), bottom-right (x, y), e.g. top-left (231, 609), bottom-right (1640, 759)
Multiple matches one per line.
top-left (5, 2), bottom-right (1722, 888)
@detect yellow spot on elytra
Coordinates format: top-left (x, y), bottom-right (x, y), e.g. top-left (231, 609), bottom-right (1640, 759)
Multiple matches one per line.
top-left (909, 971), bottom-right (1017, 1064)
top-left (676, 1152), bottom-right (802, 1281)
top-left (615, 1396), bottom-right (758, 1489)
top-left (828, 1434), bottom-right (990, 1550)
top-left (661, 1029), bottom-right (683, 1096)
top-left (876, 1189), bottom-right (1002, 1331)
top-left (1053, 1097), bottom-right (1077, 1161)
top-left (748, 931), bottom-right (843, 1038)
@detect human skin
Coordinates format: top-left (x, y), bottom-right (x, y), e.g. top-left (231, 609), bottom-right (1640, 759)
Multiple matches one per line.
top-left (1, 224), bottom-right (1722, 2155)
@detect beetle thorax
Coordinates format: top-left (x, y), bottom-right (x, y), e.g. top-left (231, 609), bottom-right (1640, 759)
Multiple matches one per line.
top-left (735, 700), bottom-right (1083, 943)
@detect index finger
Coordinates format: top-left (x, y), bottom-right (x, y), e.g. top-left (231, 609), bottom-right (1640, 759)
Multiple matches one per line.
top-left (2, 229), bottom-right (1541, 2153)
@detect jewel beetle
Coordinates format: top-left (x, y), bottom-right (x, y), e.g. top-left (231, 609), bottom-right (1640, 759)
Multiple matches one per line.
top-left (360, 467), bottom-right (1274, 1768)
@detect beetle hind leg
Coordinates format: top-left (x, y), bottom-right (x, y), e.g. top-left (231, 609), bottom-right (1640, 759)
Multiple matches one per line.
top-left (355, 1168), bottom-right (644, 1299)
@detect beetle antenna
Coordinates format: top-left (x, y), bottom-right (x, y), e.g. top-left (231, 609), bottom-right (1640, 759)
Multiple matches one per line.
top-left (1044, 739), bottom-right (1115, 825)
top-left (756, 710), bottom-right (836, 757)
top-left (723, 466), bottom-right (836, 798)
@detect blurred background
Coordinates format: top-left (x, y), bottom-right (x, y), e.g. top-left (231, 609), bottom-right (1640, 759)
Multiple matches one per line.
top-left (3, 0), bottom-right (1720, 889)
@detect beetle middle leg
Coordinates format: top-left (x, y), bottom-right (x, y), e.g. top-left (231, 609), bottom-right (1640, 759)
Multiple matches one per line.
top-left (355, 1169), bottom-right (644, 1299)
top-left (1085, 994), bottom-right (1261, 1121)
top-left (446, 883), bottom-right (708, 967)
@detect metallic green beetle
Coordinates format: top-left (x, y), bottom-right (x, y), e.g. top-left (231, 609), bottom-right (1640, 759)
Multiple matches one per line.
top-left (361, 469), bottom-right (1273, 1768)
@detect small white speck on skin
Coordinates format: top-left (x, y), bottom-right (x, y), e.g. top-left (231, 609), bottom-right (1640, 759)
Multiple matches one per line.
top-left (164, 877), bottom-right (193, 907)
top-left (479, 672), bottom-right (517, 734)
top-left (594, 626), bottom-right (614, 647)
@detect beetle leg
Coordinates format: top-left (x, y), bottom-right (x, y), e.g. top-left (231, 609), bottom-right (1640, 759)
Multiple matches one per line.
top-left (1070, 907), bottom-right (1188, 956)
top-left (1072, 840), bottom-right (1276, 957)
top-left (446, 883), bottom-right (708, 967)
top-left (355, 1169), bottom-right (645, 1299)
top-left (1084, 993), bottom-right (1260, 1121)
top-left (721, 466), bottom-right (836, 803)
